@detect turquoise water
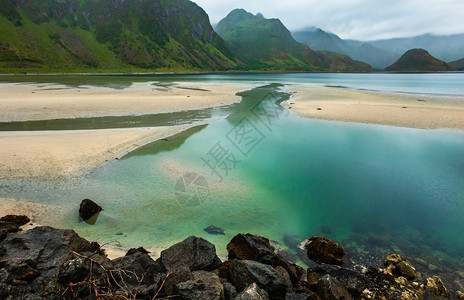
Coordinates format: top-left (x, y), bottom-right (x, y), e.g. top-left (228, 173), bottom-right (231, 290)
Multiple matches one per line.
top-left (1, 74), bottom-right (464, 275)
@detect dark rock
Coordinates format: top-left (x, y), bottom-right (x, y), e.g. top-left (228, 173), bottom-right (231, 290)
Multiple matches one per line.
top-left (0, 215), bottom-right (30, 226)
top-left (224, 282), bottom-right (237, 300)
top-left (112, 252), bottom-right (164, 288)
top-left (384, 254), bottom-right (416, 280)
top-left (304, 236), bottom-right (344, 265)
top-left (235, 283), bottom-right (269, 300)
top-left (90, 241), bottom-right (107, 256)
top-left (58, 251), bottom-right (112, 284)
top-left (218, 260), bottom-right (234, 280)
top-left (0, 221), bottom-right (20, 242)
top-left (426, 276), bottom-right (450, 298)
top-left (160, 236), bottom-right (222, 271)
top-left (164, 265), bottom-right (193, 295)
top-left (126, 247), bottom-right (150, 256)
top-left (78, 198), bottom-right (102, 221)
top-left (307, 264), bottom-right (372, 297)
top-left (177, 270), bottom-right (225, 299)
top-left (227, 233), bottom-right (276, 265)
top-left (0, 226), bottom-right (92, 298)
top-left (6, 260), bottom-right (40, 283)
top-left (229, 260), bottom-right (287, 297)
top-left (283, 235), bottom-right (301, 250)
top-left (204, 225), bottom-right (226, 235)
top-left (286, 293), bottom-right (319, 300)
top-left (275, 265), bottom-right (294, 293)
top-left (316, 275), bottom-right (354, 300)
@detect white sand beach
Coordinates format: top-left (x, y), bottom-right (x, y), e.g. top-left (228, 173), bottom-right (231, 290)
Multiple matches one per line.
top-left (283, 84), bottom-right (464, 130)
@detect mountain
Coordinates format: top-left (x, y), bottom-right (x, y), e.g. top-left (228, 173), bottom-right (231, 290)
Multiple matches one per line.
top-left (0, 0), bottom-right (238, 72)
top-left (449, 58), bottom-right (464, 70)
top-left (369, 33), bottom-right (464, 63)
top-left (385, 49), bottom-right (452, 72)
top-left (216, 9), bottom-right (370, 72)
top-left (292, 28), bottom-right (399, 69)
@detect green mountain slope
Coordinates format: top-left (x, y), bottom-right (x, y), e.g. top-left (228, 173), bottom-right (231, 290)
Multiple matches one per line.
top-left (385, 49), bottom-right (452, 72)
top-left (0, 0), bottom-right (238, 72)
top-left (216, 9), bottom-right (371, 72)
top-left (449, 58), bottom-right (464, 70)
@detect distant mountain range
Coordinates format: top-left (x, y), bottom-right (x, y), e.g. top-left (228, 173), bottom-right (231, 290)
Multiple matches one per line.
top-left (0, 0), bottom-right (462, 73)
top-left (216, 9), bottom-right (370, 72)
top-left (385, 49), bottom-right (452, 72)
top-left (293, 28), bottom-right (464, 70)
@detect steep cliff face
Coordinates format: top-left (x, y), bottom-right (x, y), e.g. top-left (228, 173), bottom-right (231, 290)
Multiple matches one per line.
top-left (0, 0), bottom-right (238, 71)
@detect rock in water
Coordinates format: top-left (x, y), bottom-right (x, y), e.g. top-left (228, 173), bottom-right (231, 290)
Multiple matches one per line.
top-left (160, 236), bottom-right (222, 271)
top-left (304, 236), bottom-right (344, 265)
top-left (0, 215), bottom-right (30, 226)
top-left (0, 221), bottom-right (20, 242)
top-left (235, 283), bottom-right (269, 300)
top-left (426, 276), bottom-right (450, 298)
top-left (204, 225), bottom-right (226, 235)
top-left (384, 254), bottom-right (416, 280)
top-left (78, 199), bottom-right (102, 221)
top-left (316, 275), bottom-right (354, 300)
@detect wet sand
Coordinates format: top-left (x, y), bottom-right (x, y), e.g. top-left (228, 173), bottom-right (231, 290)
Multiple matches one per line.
top-left (283, 84), bottom-right (464, 130)
top-left (0, 81), bottom-right (255, 122)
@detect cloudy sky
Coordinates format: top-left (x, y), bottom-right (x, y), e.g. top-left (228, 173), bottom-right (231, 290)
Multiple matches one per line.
top-left (192, 0), bottom-right (464, 41)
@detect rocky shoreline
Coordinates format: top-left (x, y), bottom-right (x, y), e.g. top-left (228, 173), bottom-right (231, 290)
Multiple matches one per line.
top-left (1, 214), bottom-right (462, 300)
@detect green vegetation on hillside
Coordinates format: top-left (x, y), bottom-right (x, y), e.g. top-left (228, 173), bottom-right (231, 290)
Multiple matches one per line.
top-left (385, 49), bottom-right (452, 72)
top-left (0, 0), bottom-right (238, 73)
top-left (449, 58), bottom-right (464, 71)
top-left (216, 9), bottom-right (370, 72)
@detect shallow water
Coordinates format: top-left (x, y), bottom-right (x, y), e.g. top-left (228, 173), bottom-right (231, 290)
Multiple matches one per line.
top-left (1, 74), bottom-right (464, 277)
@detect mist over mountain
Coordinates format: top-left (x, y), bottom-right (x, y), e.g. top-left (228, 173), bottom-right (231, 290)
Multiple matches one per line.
top-left (293, 28), bottom-right (464, 70)
top-left (216, 9), bottom-right (370, 72)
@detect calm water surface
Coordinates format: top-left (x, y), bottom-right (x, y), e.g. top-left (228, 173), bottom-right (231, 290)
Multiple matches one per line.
top-left (1, 73), bottom-right (463, 274)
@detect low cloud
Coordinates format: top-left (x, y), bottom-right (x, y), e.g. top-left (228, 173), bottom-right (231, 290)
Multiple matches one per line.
top-left (192, 0), bottom-right (464, 40)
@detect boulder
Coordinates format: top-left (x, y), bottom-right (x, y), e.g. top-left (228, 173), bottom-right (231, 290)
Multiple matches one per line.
top-left (177, 271), bottom-right (225, 299)
top-left (384, 254), bottom-right (416, 280)
top-left (224, 282), bottom-right (238, 300)
top-left (0, 215), bottom-right (30, 226)
top-left (235, 283), bottom-right (269, 300)
top-left (112, 252), bottom-right (164, 288)
top-left (126, 247), bottom-right (150, 256)
top-left (78, 199), bottom-right (102, 220)
top-left (0, 221), bottom-right (19, 242)
top-left (160, 236), bottom-right (222, 271)
top-left (163, 265), bottom-right (193, 295)
top-left (204, 225), bottom-right (226, 235)
top-left (285, 292), bottom-right (319, 299)
top-left (0, 226), bottom-right (92, 298)
top-left (426, 276), bottom-right (450, 298)
top-left (227, 234), bottom-right (276, 265)
top-left (58, 251), bottom-right (112, 284)
top-left (316, 275), bottom-right (354, 300)
top-left (304, 236), bottom-right (344, 265)
top-left (307, 264), bottom-right (372, 297)
top-left (229, 260), bottom-right (287, 297)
